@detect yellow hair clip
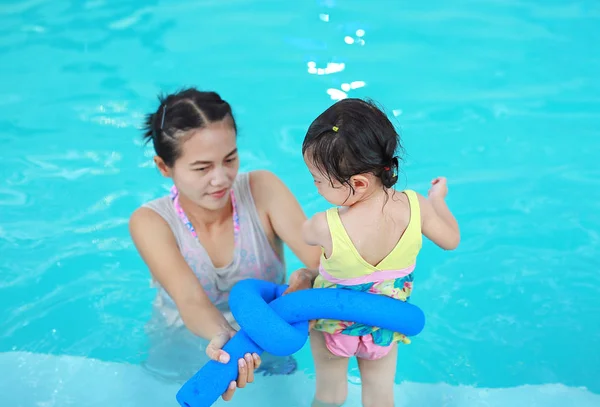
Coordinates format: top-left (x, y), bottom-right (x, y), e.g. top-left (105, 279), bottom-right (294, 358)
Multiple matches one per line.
top-left (332, 126), bottom-right (339, 132)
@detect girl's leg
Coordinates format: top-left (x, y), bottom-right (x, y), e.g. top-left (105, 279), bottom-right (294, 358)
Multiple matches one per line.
top-left (357, 343), bottom-right (398, 407)
top-left (310, 330), bottom-right (349, 406)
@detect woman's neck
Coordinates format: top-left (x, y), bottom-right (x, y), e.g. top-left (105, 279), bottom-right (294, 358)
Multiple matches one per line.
top-left (178, 192), bottom-right (232, 229)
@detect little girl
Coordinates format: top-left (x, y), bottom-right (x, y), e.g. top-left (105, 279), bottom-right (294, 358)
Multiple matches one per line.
top-left (301, 98), bottom-right (460, 407)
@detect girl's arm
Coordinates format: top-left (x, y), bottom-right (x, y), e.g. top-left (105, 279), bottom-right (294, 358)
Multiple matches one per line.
top-left (417, 191), bottom-right (460, 250)
top-left (302, 211), bottom-right (331, 252)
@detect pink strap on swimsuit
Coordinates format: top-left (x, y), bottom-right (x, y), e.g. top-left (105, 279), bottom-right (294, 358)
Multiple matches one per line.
top-left (169, 185), bottom-right (241, 240)
top-left (318, 263), bottom-right (415, 285)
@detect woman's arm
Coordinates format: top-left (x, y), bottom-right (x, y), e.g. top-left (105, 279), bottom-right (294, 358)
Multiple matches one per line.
top-left (129, 207), bottom-right (260, 401)
top-left (250, 170), bottom-right (322, 270)
top-left (129, 207), bottom-right (234, 340)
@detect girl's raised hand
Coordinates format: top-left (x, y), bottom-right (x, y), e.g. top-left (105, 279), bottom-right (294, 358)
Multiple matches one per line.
top-left (428, 176), bottom-right (448, 201)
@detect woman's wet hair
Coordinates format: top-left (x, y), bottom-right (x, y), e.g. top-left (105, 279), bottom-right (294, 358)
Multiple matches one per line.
top-left (302, 97), bottom-right (403, 192)
top-left (142, 87), bottom-right (237, 167)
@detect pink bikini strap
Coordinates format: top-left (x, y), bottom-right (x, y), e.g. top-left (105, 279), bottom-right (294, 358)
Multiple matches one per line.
top-left (170, 185), bottom-right (240, 240)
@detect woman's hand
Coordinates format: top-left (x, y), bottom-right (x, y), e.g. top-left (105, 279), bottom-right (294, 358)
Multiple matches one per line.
top-left (283, 268), bottom-right (317, 331)
top-left (205, 330), bottom-right (262, 401)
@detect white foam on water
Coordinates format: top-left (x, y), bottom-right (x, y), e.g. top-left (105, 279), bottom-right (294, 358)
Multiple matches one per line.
top-left (1, 352), bottom-right (598, 407)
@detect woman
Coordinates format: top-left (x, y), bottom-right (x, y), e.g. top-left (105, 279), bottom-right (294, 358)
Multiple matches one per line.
top-left (129, 88), bottom-right (320, 401)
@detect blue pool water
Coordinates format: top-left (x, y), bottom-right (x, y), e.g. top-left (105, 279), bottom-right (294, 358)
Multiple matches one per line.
top-left (1, 0), bottom-right (599, 406)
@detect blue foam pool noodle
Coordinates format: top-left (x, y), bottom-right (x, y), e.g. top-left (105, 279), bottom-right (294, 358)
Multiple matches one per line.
top-left (176, 279), bottom-right (425, 407)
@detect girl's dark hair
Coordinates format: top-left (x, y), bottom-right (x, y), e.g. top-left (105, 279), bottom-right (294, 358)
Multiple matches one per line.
top-left (142, 87), bottom-right (237, 167)
top-left (302, 98), bottom-right (402, 192)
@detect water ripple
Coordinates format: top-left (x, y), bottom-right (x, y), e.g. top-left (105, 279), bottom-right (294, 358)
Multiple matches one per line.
top-left (1, 0), bottom-right (599, 398)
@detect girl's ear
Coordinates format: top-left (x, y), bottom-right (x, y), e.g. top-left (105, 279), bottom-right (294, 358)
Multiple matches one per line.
top-left (349, 174), bottom-right (370, 193)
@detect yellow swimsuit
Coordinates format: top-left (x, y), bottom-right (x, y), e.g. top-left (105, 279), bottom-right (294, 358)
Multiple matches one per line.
top-left (313, 189), bottom-right (422, 347)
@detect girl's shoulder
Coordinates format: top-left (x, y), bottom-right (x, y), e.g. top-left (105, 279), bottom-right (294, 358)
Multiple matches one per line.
top-left (392, 188), bottom-right (424, 210)
top-left (386, 188), bottom-right (420, 209)
top-left (381, 189), bottom-right (424, 230)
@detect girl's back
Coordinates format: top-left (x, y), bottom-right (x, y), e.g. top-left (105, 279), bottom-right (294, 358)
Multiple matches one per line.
top-left (336, 191), bottom-right (412, 267)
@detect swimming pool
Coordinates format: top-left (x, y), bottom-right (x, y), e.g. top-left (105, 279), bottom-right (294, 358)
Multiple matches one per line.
top-left (1, 0), bottom-right (599, 405)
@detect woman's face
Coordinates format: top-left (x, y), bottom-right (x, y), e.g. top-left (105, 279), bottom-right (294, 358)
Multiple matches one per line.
top-left (156, 120), bottom-right (239, 211)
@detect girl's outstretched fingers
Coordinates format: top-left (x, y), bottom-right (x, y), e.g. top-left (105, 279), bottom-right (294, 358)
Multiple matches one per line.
top-left (431, 176), bottom-right (446, 185)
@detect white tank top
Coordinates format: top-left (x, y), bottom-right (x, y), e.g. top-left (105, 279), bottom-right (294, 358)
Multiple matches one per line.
top-left (142, 172), bottom-right (285, 328)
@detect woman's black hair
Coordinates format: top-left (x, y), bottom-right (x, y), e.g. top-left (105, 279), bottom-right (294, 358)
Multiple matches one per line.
top-left (142, 87), bottom-right (237, 167)
top-left (302, 97), bottom-right (403, 193)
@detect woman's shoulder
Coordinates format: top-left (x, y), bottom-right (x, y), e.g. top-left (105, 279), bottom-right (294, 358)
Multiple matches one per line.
top-left (129, 204), bottom-right (172, 243)
top-left (129, 195), bottom-right (175, 235)
top-left (247, 169), bottom-right (281, 184)
top-left (245, 169), bottom-right (287, 206)
top-left (244, 169), bottom-right (301, 222)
